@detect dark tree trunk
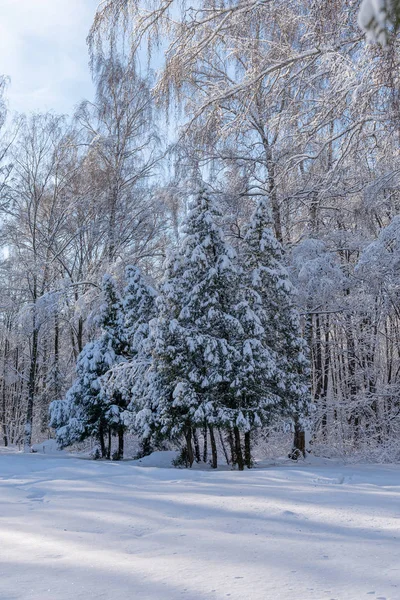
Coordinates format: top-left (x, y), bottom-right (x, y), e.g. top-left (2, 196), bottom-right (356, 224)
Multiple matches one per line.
top-left (185, 426), bottom-right (194, 467)
top-left (290, 418), bottom-right (306, 459)
top-left (118, 428), bottom-right (124, 459)
top-left (244, 431), bottom-right (252, 468)
top-left (77, 316), bottom-right (84, 354)
top-left (193, 428), bottom-right (201, 462)
top-left (73, 288), bottom-right (84, 355)
top-left (140, 437), bottom-right (152, 457)
top-left (234, 427), bottom-right (244, 471)
top-left (202, 424), bottom-right (208, 462)
top-left (321, 315), bottom-right (330, 438)
top-left (24, 323), bottom-right (39, 453)
top-left (54, 310), bottom-right (61, 398)
top-left (106, 427), bottom-right (112, 460)
top-left (209, 426), bottom-right (218, 469)
top-left (2, 334), bottom-right (9, 447)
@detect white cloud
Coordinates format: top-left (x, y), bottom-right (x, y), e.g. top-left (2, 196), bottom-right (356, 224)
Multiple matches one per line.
top-left (0, 0), bottom-right (99, 115)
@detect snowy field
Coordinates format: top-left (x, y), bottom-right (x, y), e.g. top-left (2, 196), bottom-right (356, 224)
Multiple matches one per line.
top-left (0, 450), bottom-right (399, 600)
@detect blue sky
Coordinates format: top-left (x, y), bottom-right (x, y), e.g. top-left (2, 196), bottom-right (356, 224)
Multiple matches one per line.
top-left (0, 0), bottom-right (99, 115)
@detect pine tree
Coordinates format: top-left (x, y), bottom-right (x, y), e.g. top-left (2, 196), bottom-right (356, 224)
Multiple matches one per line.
top-left (242, 197), bottom-right (310, 457)
top-left (124, 265), bottom-right (158, 356)
top-left (50, 275), bottom-right (127, 458)
top-left (118, 265), bottom-right (158, 455)
top-left (150, 187), bottom-right (279, 468)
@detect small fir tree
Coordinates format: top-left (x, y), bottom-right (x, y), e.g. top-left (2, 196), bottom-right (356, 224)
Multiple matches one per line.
top-left (117, 265), bottom-right (158, 455)
top-left (242, 197), bottom-right (311, 456)
top-left (50, 275), bottom-right (127, 458)
top-left (124, 265), bottom-right (158, 356)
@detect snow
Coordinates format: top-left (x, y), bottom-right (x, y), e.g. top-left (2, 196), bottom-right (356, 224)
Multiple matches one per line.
top-left (132, 450), bottom-right (178, 467)
top-left (31, 439), bottom-right (63, 455)
top-left (358, 0), bottom-right (388, 44)
top-left (0, 450), bottom-right (399, 600)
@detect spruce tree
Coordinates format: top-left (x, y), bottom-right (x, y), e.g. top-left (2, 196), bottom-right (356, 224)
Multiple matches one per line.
top-left (150, 188), bottom-right (279, 468)
top-left (242, 197), bottom-right (310, 456)
top-left (50, 275), bottom-right (127, 457)
top-left (124, 265), bottom-right (158, 356)
top-left (119, 265), bottom-right (158, 455)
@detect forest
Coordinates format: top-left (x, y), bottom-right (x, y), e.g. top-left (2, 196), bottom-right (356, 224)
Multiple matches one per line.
top-left (0, 0), bottom-right (400, 467)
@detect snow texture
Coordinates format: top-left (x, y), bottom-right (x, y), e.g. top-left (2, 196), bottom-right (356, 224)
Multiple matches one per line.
top-left (358, 0), bottom-right (391, 44)
top-left (0, 449), bottom-right (399, 600)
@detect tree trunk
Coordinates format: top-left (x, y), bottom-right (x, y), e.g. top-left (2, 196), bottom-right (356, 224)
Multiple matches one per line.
top-left (228, 428), bottom-right (236, 466)
top-left (118, 428), bottom-right (124, 459)
top-left (321, 315), bottom-right (330, 438)
top-left (108, 186), bottom-right (118, 262)
top-left (234, 427), bottom-right (244, 471)
top-left (209, 425), bottom-right (218, 469)
top-left (24, 323), bottom-right (39, 453)
top-left (218, 428), bottom-right (230, 465)
top-left (290, 418), bottom-right (306, 459)
top-left (106, 427), bottom-right (112, 460)
top-left (99, 423), bottom-right (106, 458)
top-left (202, 424), bottom-right (208, 462)
top-left (140, 436), bottom-right (152, 457)
top-left (2, 334), bottom-right (9, 447)
top-left (345, 312), bottom-right (359, 443)
top-left (193, 428), bottom-right (201, 462)
top-left (185, 426), bottom-right (194, 467)
top-left (77, 316), bottom-right (84, 354)
top-left (244, 431), bottom-right (252, 468)
top-left (54, 310), bottom-right (61, 398)
top-left (262, 135), bottom-right (283, 242)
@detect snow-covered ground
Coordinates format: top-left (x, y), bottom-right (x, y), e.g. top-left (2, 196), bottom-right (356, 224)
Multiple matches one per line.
top-left (0, 450), bottom-right (399, 600)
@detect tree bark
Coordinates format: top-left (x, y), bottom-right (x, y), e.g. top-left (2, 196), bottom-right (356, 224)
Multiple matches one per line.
top-left (140, 436), bottom-right (152, 457)
top-left (218, 428), bottom-right (230, 465)
top-left (185, 426), bottom-right (194, 467)
top-left (193, 428), bottom-right (201, 462)
top-left (118, 428), bottom-right (124, 459)
top-left (261, 133), bottom-right (283, 242)
top-left (2, 333), bottom-right (9, 447)
top-left (202, 424), bottom-right (208, 462)
top-left (290, 418), bottom-right (306, 459)
top-left (227, 428), bottom-right (236, 466)
top-left (234, 427), bottom-right (244, 471)
top-left (99, 423), bottom-right (106, 458)
top-left (244, 431), bottom-right (252, 468)
top-left (54, 310), bottom-right (61, 398)
top-left (106, 427), bottom-right (112, 460)
top-left (24, 322), bottom-right (39, 453)
top-left (209, 425), bottom-right (218, 469)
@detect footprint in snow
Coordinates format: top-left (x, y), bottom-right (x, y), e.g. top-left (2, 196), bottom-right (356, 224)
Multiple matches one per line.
top-left (313, 476), bottom-right (346, 485)
top-left (26, 489), bottom-right (45, 501)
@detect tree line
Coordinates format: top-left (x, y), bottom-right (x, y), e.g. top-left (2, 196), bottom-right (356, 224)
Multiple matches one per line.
top-left (0, 0), bottom-right (400, 462)
top-left (50, 190), bottom-right (309, 468)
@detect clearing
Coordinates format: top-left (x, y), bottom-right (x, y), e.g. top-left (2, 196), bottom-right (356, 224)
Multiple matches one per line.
top-left (0, 450), bottom-right (399, 600)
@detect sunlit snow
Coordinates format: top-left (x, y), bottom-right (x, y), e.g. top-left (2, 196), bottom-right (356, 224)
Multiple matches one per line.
top-left (0, 449), bottom-right (399, 600)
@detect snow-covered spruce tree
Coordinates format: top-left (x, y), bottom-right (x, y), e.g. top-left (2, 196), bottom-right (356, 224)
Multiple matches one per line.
top-left (242, 197), bottom-right (310, 457)
top-left (124, 265), bottom-right (158, 356)
top-left (50, 275), bottom-right (127, 458)
top-left (150, 188), bottom-right (279, 469)
top-left (104, 265), bottom-right (159, 456)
